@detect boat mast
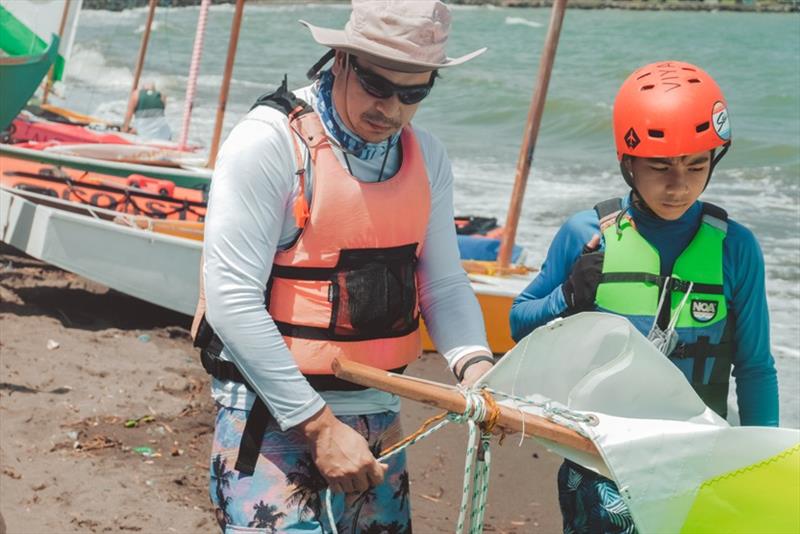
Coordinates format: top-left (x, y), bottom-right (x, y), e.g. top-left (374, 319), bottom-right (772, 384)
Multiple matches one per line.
top-left (122, 0), bottom-right (158, 132)
top-left (41, 0), bottom-right (71, 105)
top-left (497, 0), bottom-right (568, 269)
top-left (207, 0), bottom-right (245, 168)
top-left (177, 0), bottom-right (212, 150)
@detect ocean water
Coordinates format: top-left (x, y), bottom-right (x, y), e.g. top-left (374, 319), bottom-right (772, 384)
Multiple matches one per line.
top-left (58, 4), bottom-right (799, 428)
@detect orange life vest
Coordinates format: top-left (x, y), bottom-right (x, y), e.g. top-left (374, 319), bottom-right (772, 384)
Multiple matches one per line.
top-left (267, 111), bottom-right (431, 374)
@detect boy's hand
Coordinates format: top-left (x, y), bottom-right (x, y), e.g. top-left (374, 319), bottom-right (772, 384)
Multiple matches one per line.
top-left (562, 235), bottom-right (604, 311)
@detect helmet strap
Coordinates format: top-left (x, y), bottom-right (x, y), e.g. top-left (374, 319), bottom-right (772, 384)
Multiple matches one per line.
top-left (619, 156), bottom-right (634, 189)
top-left (621, 156), bottom-right (664, 221)
top-left (704, 141), bottom-right (731, 191)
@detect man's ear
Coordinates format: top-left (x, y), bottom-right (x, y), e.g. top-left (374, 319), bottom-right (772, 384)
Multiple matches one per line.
top-left (332, 51), bottom-right (346, 76)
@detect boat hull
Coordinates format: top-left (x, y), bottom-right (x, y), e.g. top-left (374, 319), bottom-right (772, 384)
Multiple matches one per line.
top-left (421, 273), bottom-right (531, 355)
top-left (0, 187), bottom-right (202, 315)
top-left (0, 187), bottom-right (532, 355)
top-left (0, 36), bottom-right (59, 131)
top-left (0, 143), bottom-right (212, 190)
top-left (0, 153), bottom-right (207, 221)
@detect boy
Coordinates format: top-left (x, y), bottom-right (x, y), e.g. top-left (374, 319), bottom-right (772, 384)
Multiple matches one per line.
top-left (509, 61), bottom-right (778, 533)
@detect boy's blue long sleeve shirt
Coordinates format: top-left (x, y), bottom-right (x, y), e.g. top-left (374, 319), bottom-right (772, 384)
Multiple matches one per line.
top-left (509, 194), bottom-right (779, 427)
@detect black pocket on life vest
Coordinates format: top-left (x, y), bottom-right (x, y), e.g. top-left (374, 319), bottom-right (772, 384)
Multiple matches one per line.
top-left (333, 244), bottom-right (419, 339)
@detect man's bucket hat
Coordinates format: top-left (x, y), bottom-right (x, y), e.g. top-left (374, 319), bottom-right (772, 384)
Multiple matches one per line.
top-left (300, 0), bottom-right (486, 73)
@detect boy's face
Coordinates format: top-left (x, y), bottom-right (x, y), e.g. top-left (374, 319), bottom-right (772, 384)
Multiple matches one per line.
top-left (625, 150), bottom-right (712, 220)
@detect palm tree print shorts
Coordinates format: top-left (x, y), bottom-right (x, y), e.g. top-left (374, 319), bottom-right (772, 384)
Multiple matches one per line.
top-left (558, 460), bottom-right (637, 534)
top-left (210, 405), bottom-right (412, 533)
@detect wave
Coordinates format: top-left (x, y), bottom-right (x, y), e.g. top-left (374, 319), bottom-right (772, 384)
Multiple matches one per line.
top-left (242, 3), bottom-right (352, 13)
top-left (135, 20), bottom-right (171, 34)
top-left (504, 16), bottom-right (543, 28)
top-left (173, 74), bottom-right (273, 91)
top-left (65, 46), bottom-right (133, 89)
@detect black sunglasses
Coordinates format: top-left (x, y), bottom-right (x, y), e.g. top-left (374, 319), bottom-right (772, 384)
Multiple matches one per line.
top-left (348, 56), bottom-right (433, 105)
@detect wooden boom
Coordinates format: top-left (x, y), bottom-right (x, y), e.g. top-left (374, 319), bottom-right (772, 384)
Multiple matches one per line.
top-left (331, 358), bottom-right (598, 457)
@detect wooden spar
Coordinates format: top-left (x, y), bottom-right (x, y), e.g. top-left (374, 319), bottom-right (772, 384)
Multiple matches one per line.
top-left (332, 358), bottom-right (599, 457)
top-left (497, 0), bottom-right (568, 269)
top-left (41, 0), bottom-right (71, 105)
top-left (178, 0), bottom-right (212, 150)
top-left (207, 0), bottom-right (245, 168)
top-left (122, 0), bottom-right (158, 132)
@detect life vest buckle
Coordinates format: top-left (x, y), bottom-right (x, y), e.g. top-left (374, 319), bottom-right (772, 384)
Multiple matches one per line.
top-left (670, 279), bottom-right (693, 294)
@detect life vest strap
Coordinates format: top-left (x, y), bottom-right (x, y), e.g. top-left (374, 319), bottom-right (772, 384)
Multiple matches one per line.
top-left (196, 324), bottom-right (409, 475)
top-left (600, 272), bottom-right (724, 295)
top-left (200, 330), bottom-right (406, 390)
top-left (235, 397), bottom-right (271, 475)
top-left (271, 264), bottom-right (339, 281)
top-left (274, 317), bottom-right (420, 342)
top-left (593, 197), bottom-right (623, 220)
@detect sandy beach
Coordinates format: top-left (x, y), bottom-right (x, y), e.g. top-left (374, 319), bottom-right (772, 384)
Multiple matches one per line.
top-left (0, 244), bottom-right (562, 533)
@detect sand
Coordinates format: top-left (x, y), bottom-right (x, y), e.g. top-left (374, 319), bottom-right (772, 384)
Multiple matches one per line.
top-left (0, 244), bottom-right (562, 533)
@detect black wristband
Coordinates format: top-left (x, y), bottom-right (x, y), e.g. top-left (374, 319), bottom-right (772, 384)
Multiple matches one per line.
top-left (454, 355), bottom-right (495, 382)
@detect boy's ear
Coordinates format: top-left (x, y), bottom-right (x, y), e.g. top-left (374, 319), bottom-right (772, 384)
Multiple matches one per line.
top-left (622, 156), bottom-right (634, 179)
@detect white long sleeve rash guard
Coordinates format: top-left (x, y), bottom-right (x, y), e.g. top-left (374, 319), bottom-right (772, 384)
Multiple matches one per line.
top-left (203, 82), bottom-right (491, 430)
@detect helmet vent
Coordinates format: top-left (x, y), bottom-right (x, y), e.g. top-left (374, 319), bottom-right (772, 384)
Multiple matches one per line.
top-left (696, 122), bottom-right (710, 133)
top-left (648, 129), bottom-right (665, 138)
top-left (688, 78), bottom-right (701, 84)
top-left (641, 84), bottom-right (655, 91)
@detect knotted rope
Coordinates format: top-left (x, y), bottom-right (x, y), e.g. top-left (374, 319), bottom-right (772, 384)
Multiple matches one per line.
top-left (323, 386), bottom-right (502, 534)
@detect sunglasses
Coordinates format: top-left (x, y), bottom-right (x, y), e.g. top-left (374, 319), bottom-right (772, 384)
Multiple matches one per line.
top-left (348, 56), bottom-right (433, 105)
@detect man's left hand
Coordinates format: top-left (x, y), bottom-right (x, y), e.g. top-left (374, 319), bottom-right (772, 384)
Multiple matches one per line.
top-left (457, 359), bottom-right (494, 388)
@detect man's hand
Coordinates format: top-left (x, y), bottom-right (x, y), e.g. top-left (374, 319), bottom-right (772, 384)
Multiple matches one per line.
top-left (454, 354), bottom-right (495, 388)
top-left (297, 406), bottom-right (387, 494)
top-left (458, 360), bottom-right (494, 388)
top-left (562, 234), bottom-right (604, 312)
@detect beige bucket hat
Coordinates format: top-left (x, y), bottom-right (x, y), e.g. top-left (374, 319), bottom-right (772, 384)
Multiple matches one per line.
top-left (300, 0), bottom-right (486, 73)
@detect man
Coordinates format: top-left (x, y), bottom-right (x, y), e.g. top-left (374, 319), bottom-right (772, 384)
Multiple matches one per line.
top-left (509, 61), bottom-right (778, 533)
top-left (131, 81), bottom-right (172, 140)
top-left (192, 1), bottom-right (494, 531)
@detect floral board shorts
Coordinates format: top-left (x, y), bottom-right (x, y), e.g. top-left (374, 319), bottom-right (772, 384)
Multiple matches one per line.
top-left (557, 460), bottom-right (637, 534)
top-left (210, 405), bottom-right (412, 534)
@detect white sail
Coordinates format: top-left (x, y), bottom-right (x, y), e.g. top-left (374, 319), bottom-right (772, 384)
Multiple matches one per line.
top-left (479, 313), bottom-right (799, 533)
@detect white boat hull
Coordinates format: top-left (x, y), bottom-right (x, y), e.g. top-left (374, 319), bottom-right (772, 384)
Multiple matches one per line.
top-left (1, 187), bottom-right (534, 353)
top-left (0, 187), bottom-right (202, 315)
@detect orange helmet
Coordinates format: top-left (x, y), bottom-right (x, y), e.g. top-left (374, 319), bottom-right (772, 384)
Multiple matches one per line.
top-left (613, 61), bottom-right (731, 161)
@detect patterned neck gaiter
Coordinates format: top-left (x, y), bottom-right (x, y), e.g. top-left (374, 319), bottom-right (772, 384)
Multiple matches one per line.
top-left (316, 69), bottom-right (400, 161)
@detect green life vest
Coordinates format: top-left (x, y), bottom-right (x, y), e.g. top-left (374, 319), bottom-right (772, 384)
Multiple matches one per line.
top-left (594, 198), bottom-right (734, 418)
top-left (134, 89), bottom-right (165, 115)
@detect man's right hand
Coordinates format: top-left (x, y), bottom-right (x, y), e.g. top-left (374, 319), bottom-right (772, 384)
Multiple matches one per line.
top-left (561, 234), bottom-right (604, 312)
top-left (297, 406), bottom-right (388, 494)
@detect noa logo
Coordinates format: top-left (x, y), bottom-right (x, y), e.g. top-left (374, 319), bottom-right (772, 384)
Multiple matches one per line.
top-left (691, 299), bottom-right (718, 322)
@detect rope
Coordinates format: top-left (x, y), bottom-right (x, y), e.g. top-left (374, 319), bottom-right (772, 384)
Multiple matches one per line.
top-left (487, 388), bottom-right (599, 437)
top-left (322, 386), bottom-right (503, 534)
top-left (177, 0), bottom-right (211, 149)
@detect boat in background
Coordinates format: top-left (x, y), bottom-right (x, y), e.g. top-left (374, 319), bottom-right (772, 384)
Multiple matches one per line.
top-left (0, 154), bottom-right (207, 222)
top-left (7, 110), bottom-right (131, 145)
top-left (1, 143), bottom-right (212, 190)
top-left (0, 36), bottom-right (60, 132)
top-left (0, 186), bottom-right (202, 315)
top-left (0, 0), bottom-right (535, 356)
top-left (0, 184), bottom-right (530, 354)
